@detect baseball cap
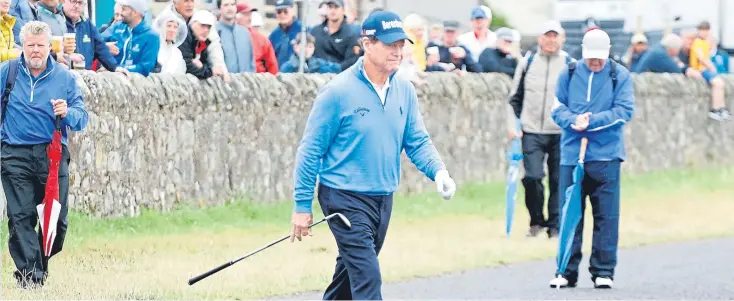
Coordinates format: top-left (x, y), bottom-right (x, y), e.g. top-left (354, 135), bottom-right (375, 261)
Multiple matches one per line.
top-left (189, 10), bottom-right (217, 26)
top-left (631, 33), bottom-right (648, 44)
top-left (322, 0), bottom-right (344, 6)
top-left (236, 3), bottom-right (258, 13)
top-left (116, 0), bottom-right (147, 14)
top-left (470, 6), bottom-right (487, 20)
top-left (361, 10), bottom-right (412, 44)
top-left (274, 0), bottom-right (293, 9)
top-left (581, 29), bottom-right (611, 59)
top-left (539, 20), bottom-right (564, 35)
top-left (495, 27), bottom-right (514, 42)
top-left (443, 20), bottom-right (460, 31)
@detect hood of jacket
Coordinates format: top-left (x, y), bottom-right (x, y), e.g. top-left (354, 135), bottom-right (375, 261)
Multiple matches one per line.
top-left (153, 9), bottom-right (188, 48)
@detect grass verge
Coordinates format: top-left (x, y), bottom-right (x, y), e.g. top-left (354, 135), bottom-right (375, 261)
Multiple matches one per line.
top-left (1, 166), bottom-right (734, 299)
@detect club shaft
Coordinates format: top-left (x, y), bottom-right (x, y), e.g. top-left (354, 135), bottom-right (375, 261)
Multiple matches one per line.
top-left (187, 217), bottom-right (330, 285)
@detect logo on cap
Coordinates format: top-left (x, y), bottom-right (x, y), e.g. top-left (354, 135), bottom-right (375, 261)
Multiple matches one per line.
top-left (381, 20), bottom-right (403, 30)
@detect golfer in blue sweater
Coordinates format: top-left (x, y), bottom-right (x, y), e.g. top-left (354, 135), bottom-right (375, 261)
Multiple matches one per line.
top-left (290, 10), bottom-right (456, 300)
top-left (549, 29), bottom-right (635, 289)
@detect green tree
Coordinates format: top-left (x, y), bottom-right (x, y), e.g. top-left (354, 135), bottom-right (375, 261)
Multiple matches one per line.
top-left (479, 1), bottom-right (511, 29)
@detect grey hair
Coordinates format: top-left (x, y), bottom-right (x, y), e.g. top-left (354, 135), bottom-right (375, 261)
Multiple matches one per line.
top-left (19, 21), bottom-right (52, 45)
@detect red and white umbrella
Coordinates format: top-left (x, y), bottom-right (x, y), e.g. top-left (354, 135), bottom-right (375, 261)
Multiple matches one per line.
top-left (37, 116), bottom-right (62, 257)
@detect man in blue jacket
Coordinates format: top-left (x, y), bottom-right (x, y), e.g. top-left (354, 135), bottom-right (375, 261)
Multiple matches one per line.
top-left (2, 21), bottom-right (88, 288)
top-left (290, 11), bottom-right (456, 300)
top-left (268, 0), bottom-right (302, 68)
top-left (62, 0), bottom-right (125, 73)
top-left (103, 0), bottom-right (159, 76)
top-left (632, 33), bottom-right (700, 77)
top-left (549, 29), bottom-right (635, 290)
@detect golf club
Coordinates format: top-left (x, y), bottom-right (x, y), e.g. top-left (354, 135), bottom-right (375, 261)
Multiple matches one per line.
top-left (187, 212), bottom-right (351, 286)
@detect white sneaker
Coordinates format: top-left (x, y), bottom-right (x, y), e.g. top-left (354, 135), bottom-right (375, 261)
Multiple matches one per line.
top-left (549, 276), bottom-right (573, 288)
top-left (594, 277), bottom-right (613, 289)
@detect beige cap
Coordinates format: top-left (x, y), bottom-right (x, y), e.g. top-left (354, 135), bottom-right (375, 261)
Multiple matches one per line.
top-left (631, 33), bottom-right (648, 44)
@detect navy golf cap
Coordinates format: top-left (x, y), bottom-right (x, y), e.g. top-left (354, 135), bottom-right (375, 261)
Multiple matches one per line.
top-left (361, 11), bottom-right (413, 44)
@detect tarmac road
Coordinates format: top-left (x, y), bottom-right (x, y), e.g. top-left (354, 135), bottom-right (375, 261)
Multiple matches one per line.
top-left (282, 237), bottom-right (734, 300)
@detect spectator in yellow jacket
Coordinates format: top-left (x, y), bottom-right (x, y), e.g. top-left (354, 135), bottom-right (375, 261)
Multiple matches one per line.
top-left (0, 0), bottom-right (21, 62)
top-left (403, 13), bottom-right (427, 71)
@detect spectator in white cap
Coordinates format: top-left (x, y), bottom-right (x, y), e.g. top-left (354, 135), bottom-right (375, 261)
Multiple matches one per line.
top-left (153, 9), bottom-right (188, 75)
top-left (179, 9), bottom-right (227, 80)
top-left (631, 33), bottom-right (693, 75)
top-left (457, 5), bottom-right (496, 62)
top-left (153, 0), bottom-right (230, 81)
top-left (103, 0), bottom-right (160, 76)
top-left (506, 19), bottom-right (574, 239)
top-left (549, 28), bottom-right (635, 290)
top-left (622, 33), bottom-right (648, 70)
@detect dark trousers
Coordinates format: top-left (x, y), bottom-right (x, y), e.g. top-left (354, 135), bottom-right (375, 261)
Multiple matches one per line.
top-left (317, 184), bottom-right (393, 300)
top-left (557, 160), bottom-right (621, 282)
top-left (521, 133), bottom-right (561, 230)
top-left (2, 143), bottom-right (70, 284)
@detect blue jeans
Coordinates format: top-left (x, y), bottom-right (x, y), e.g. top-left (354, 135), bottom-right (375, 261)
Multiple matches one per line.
top-left (318, 184), bottom-right (393, 300)
top-left (557, 160), bottom-right (621, 282)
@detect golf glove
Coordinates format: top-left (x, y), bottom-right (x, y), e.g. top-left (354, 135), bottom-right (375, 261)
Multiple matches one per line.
top-left (435, 169), bottom-right (456, 200)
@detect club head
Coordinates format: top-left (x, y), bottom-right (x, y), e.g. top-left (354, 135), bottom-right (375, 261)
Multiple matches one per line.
top-left (326, 213), bottom-right (351, 228)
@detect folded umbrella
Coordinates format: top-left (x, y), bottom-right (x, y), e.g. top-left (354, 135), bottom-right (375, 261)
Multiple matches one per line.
top-left (505, 119), bottom-right (523, 237)
top-left (37, 116), bottom-right (63, 258)
top-left (555, 137), bottom-right (588, 286)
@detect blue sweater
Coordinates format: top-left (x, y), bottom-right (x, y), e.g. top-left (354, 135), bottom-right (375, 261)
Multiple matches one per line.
top-left (0, 57), bottom-right (88, 145)
top-left (104, 21), bottom-right (160, 76)
top-left (293, 58), bottom-right (446, 213)
top-left (631, 45), bottom-right (685, 74)
top-left (268, 19), bottom-right (303, 68)
top-left (551, 60), bottom-right (635, 166)
top-left (66, 16), bottom-right (118, 71)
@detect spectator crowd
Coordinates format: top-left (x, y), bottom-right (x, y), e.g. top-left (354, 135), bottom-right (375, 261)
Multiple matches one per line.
top-left (0, 0), bottom-right (728, 120)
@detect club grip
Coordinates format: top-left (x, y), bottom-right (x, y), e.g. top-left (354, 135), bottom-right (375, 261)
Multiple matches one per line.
top-left (188, 261), bottom-right (233, 285)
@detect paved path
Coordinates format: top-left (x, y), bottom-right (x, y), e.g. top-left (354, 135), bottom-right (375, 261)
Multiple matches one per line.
top-left (282, 238), bottom-right (734, 300)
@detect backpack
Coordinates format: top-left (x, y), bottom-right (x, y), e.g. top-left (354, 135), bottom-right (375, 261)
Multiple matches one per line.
top-left (1, 59), bottom-right (20, 125)
top-left (519, 52), bottom-right (574, 85)
top-left (566, 58), bottom-right (618, 91)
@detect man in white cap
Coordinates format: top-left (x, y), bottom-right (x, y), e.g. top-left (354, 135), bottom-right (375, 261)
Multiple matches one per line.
top-left (104, 0), bottom-right (160, 76)
top-left (179, 10), bottom-right (228, 80)
top-left (622, 33), bottom-right (648, 70)
top-left (632, 33), bottom-right (698, 75)
top-left (549, 28), bottom-right (635, 289)
top-left (154, 0), bottom-right (229, 81)
top-left (507, 20), bottom-right (573, 239)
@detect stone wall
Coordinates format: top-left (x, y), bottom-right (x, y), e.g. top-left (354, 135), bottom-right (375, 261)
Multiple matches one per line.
top-left (10, 71), bottom-right (734, 218)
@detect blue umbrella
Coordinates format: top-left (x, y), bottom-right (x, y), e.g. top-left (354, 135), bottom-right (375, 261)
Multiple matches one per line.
top-left (505, 119), bottom-right (523, 237)
top-left (555, 137), bottom-right (589, 285)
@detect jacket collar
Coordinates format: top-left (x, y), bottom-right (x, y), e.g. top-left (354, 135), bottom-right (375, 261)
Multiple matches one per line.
top-left (352, 57), bottom-right (396, 89)
top-left (1, 13), bottom-right (16, 27)
top-left (19, 54), bottom-right (57, 79)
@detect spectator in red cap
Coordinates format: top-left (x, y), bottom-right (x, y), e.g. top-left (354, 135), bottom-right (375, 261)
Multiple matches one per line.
top-left (236, 2), bottom-right (279, 74)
